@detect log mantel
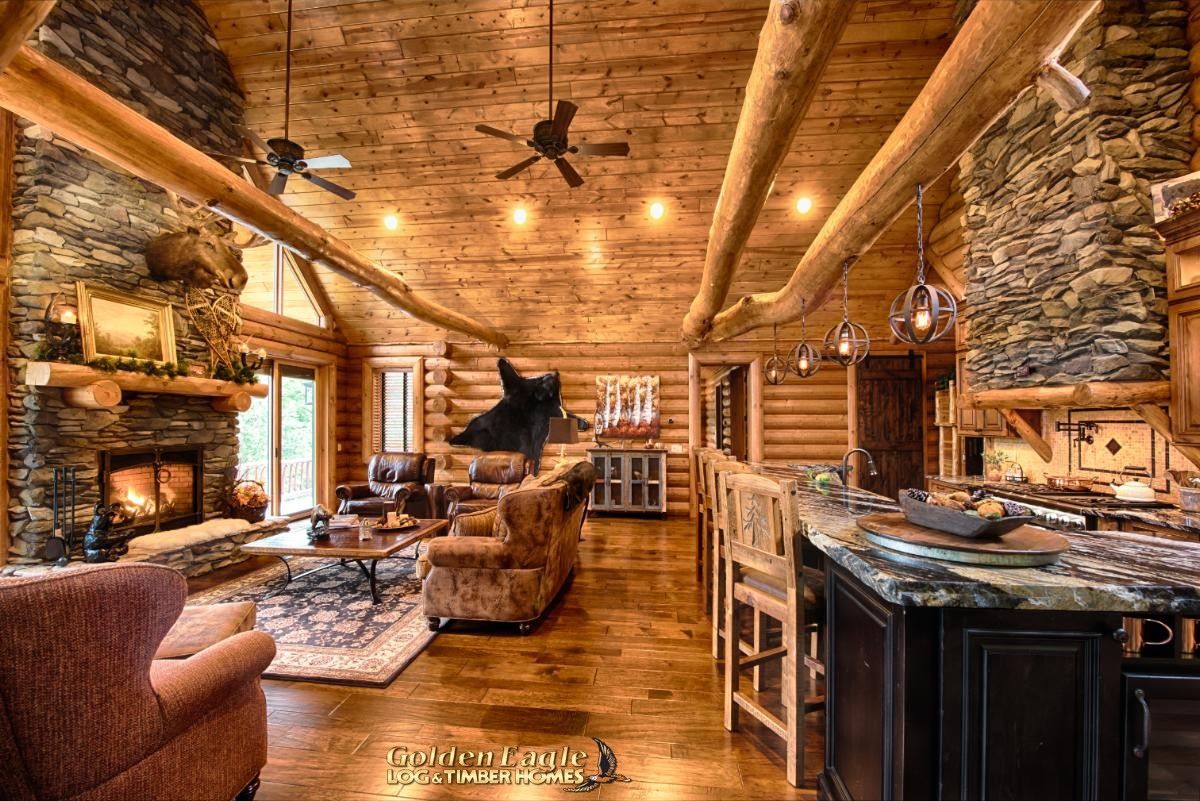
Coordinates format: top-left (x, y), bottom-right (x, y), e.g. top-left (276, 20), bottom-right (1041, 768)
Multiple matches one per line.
top-left (24, 361), bottom-right (267, 412)
top-left (960, 381), bottom-right (1170, 410)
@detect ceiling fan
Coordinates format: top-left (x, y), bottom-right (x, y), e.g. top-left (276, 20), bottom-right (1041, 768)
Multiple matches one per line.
top-left (209, 0), bottom-right (356, 201)
top-left (474, 0), bottom-right (630, 188)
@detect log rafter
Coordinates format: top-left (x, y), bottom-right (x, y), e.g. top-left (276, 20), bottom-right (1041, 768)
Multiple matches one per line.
top-left (0, 1), bottom-right (54, 75)
top-left (701, 0), bottom-right (1100, 344)
top-left (0, 45), bottom-right (508, 348)
top-left (680, 0), bottom-right (849, 344)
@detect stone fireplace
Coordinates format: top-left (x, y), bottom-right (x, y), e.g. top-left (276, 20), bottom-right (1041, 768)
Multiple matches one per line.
top-left (100, 447), bottom-right (205, 537)
top-left (958, 0), bottom-right (1193, 390)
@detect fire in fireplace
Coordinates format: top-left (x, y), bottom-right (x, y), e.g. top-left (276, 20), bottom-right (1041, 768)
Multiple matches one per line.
top-left (99, 447), bottom-right (204, 536)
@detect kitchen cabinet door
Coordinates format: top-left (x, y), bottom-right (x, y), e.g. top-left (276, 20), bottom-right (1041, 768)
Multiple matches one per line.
top-left (1122, 671), bottom-right (1200, 800)
top-left (1169, 297), bottom-right (1200, 445)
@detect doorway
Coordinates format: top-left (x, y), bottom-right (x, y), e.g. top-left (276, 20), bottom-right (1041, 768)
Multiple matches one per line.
top-left (853, 354), bottom-right (925, 499)
top-left (237, 360), bottom-right (319, 517)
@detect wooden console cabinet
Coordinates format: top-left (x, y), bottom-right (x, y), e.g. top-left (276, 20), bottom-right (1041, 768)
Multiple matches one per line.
top-left (587, 448), bottom-right (666, 515)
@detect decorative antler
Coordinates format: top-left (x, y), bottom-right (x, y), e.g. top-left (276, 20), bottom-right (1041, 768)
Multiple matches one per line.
top-left (227, 224), bottom-right (270, 250)
top-left (163, 190), bottom-right (221, 232)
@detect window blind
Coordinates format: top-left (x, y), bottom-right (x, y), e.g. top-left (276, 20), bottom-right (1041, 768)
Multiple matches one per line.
top-left (374, 369), bottom-right (413, 452)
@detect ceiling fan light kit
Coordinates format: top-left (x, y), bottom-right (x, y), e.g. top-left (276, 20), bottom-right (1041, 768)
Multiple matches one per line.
top-left (474, 0), bottom-right (630, 187)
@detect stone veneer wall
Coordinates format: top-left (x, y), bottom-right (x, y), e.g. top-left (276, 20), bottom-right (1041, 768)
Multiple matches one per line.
top-left (959, 0), bottom-right (1193, 390)
top-left (6, 0), bottom-right (245, 562)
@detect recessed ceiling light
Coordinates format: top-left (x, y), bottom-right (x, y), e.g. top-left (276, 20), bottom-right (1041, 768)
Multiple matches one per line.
top-left (513, 207), bottom-right (528, 225)
top-left (383, 213), bottom-right (399, 230)
top-left (795, 196), bottom-right (813, 215)
top-left (649, 201), bottom-right (665, 220)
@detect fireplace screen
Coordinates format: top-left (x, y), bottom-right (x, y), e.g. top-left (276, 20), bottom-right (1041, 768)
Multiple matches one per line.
top-left (100, 447), bottom-right (204, 535)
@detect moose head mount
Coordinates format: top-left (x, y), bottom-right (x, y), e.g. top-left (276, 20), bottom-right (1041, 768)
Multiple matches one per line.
top-left (144, 191), bottom-right (268, 291)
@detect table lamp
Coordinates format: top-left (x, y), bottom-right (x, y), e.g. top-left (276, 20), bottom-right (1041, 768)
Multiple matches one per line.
top-left (548, 417), bottom-right (579, 466)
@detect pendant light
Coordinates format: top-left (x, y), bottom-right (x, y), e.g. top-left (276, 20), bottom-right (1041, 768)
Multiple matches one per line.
top-left (888, 183), bottom-right (957, 343)
top-left (764, 324), bottom-right (788, 385)
top-left (789, 299), bottom-right (821, 378)
top-left (823, 259), bottom-right (870, 366)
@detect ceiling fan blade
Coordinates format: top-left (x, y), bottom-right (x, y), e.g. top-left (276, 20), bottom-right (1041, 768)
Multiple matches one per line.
top-left (476, 124), bottom-right (530, 144)
top-left (241, 125), bottom-right (276, 156)
top-left (571, 142), bottom-right (630, 157)
top-left (555, 157), bottom-right (584, 188)
top-left (267, 171), bottom-right (289, 196)
top-left (496, 154), bottom-right (542, 180)
top-left (550, 100), bottom-right (578, 140)
top-left (301, 171), bottom-right (357, 200)
top-left (303, 154), bottom-right (351, 170)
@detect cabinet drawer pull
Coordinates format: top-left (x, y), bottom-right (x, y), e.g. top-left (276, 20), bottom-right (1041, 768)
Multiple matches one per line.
top-left (1133, 688), bottom-right (1151, 759)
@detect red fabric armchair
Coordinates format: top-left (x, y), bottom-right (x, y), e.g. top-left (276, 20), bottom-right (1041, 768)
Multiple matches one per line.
top-left (0, 563), bottom-right (274, 801)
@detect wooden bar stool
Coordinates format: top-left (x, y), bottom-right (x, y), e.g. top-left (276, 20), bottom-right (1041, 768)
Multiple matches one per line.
top-left (722, 471), bottom-right (825, 788)
top-left (706, 457), bottom-right (759, 663)
top-left (693, 447), bottom-right (722, 593)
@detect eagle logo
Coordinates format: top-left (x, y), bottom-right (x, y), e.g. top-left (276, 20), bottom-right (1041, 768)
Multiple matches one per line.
top-left (563, 738), bottom-right (632, 793)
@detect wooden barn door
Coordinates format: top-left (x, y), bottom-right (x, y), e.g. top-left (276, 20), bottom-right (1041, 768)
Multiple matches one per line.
top-left (854, 354), bottom-right (924, 499)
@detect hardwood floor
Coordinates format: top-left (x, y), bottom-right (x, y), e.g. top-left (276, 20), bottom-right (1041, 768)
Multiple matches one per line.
top-left (188, 517), bottom-right (821, 799)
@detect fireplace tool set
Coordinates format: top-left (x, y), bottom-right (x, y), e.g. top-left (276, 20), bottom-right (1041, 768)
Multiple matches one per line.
top-left (44, 465), bottom-right (79, 566)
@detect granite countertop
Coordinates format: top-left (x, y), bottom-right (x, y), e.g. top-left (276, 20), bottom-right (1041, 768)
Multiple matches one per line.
top-left (927, 474), bottom-right (1200, 535)
top-left (771, 473), bottom-right (1200, 614)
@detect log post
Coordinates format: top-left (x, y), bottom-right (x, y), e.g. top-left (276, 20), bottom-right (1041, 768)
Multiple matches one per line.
top-left (1000, 409), bottom-right (1052, 463)
top-left (703, 0), bottom-right (1100, 343)
top-left (0, 46), bottom-right (508, 348)
top-left (680, 0), bottom-right (849, 343)
top-left (63, 380), bottom-right (121, 410)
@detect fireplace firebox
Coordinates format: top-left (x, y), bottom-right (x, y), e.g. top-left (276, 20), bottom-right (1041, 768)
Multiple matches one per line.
top-left (99, 447), bottom-right (205, 536)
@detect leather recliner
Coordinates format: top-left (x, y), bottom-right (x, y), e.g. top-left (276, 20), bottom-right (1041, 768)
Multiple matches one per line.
top-left (441, 451), bottom-right (534, 523)
top-left (336, 452), bottom-right (437, 518)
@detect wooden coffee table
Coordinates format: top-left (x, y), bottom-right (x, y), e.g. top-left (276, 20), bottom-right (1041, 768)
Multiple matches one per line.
top-left (241, 519), bottom-right (448, 604)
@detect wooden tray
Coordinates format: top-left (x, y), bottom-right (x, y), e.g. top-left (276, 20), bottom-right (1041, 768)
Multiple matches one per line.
top-left (857, 513), bottom-right (1069, 567)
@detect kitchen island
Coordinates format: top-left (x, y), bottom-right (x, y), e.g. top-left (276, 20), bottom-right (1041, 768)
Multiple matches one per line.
top-left (787, 479), bottom-right (1200, 801)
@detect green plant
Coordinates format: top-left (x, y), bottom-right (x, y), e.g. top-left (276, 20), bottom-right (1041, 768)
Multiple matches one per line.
top-left (984, 450), bottom-right (1008, 469)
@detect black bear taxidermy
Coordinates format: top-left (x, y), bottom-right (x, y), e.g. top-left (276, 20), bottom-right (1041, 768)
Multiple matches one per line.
top-left (449, 358), bottom-right (588, 473)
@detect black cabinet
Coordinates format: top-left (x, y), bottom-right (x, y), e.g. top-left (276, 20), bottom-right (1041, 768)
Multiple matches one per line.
top-left (1122, 670), bottom-right (1200, 800)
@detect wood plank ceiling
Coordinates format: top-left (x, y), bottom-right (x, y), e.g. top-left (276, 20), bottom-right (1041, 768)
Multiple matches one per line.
top-left (199, 0), bottom-right (958, 345)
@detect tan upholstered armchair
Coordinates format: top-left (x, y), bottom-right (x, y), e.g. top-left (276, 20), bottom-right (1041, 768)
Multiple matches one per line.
top-left (0, 563), bottom-right (274, 801)
top-left (336, 452), bottom-right (437, 518)
top-left (440, 451), bottom-right (533, 523)
top-left (424, 460), bottom-right (595, 633)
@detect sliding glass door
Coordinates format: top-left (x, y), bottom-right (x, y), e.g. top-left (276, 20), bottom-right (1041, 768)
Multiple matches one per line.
top-left (237, 360), bottom-right (318, 518)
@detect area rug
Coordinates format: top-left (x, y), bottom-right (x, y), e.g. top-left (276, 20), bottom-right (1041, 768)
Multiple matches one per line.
top-left (187, 547), bottom-right (434, 687)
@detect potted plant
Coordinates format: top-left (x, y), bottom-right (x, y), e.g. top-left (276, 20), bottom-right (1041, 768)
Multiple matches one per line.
top-left (227, 479), bottom-right (269, 523)
top-left (984, 450), bottom-right (1008, 482)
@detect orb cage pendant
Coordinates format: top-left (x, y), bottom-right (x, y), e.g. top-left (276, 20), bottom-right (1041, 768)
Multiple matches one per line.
top-left (764, 324), bottom-right (789, 385)
top-left (823, 259), bottom-right (870, 366)
top-left (790, 298), bottom-right (822, 378)
top-left (890, 182), bottom-right (957, 344)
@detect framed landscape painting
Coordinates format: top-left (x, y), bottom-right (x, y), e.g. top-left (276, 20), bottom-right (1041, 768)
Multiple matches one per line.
top-left (76, 282), bottom-right (177, 365)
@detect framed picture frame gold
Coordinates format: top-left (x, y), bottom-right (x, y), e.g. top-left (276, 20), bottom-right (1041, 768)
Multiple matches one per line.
top-left (75, 281), bottom-right (177, 365)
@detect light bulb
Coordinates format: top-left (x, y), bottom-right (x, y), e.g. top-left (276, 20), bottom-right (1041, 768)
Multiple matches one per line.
top-left (513, 207), bottom-right (528, 225)
top-left (913, 306), bottom-right (933, 334)
top-left (649, 201), bottom-right (665, 220)
top-left (798, 356), bottom-right (809, 372)
top-left (795, 196), bottom-right (813, 214)
top-left (383, 214), bottom-right (399, 230)
top-left (838, 335), bottom-right (851, 357)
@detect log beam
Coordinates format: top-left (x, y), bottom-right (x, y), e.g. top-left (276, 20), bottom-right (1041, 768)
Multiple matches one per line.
top-left (62, 380), bottom-right (120, 410)
top-left (1000, 409), bottom-right (1052, 463)
top-left (1130, 403), bottom-right (1200, 470)
top-left (961, 381), bottom-right (1170, 410)
top-left (680, 0), bottom-right (849, 343)
top-left (1036, 60), bottom-right (1091, 111)
top-left (0, 1), bottom-right (54, 75)
top-left (0, 45), bottom-right (508, 348)
top-left (704, 0), bottom-right (1099, 343)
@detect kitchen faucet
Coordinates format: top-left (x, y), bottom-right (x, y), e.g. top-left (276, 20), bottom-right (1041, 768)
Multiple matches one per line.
top-left (841, 448), bottom-right (879, 484)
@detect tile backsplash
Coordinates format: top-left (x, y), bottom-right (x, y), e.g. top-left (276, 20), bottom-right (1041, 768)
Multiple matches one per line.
top-left (988, 408), bottom-right (1189, 501)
